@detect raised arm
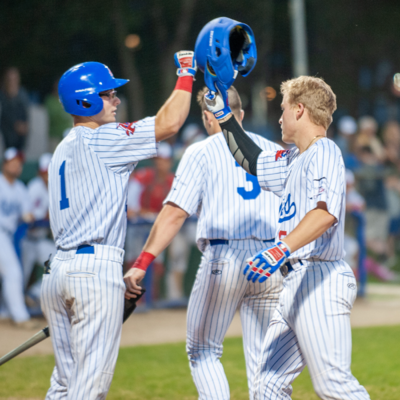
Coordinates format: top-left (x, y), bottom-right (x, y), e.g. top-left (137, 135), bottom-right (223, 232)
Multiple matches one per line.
top-left (204, 88), bottom-right (290, 196)
top-left (204, 90), bottom-right (262, 175)
top-left (154, 51), bottom-right (197, 141)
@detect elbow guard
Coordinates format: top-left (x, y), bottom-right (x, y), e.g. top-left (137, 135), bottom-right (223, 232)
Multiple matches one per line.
top-left (219, 117), bottom-right (262, 175)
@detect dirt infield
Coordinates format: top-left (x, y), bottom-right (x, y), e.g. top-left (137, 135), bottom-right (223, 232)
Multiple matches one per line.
top-left (1, 283), bottom-right (399, 360)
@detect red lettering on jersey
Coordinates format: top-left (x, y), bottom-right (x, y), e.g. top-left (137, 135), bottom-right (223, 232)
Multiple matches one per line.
top-left (279, 230), bottom-right (287, 240)
top-left (275, 150), bottom-right (290, 161)
top-left (118, 122), bottom-right (136, 136)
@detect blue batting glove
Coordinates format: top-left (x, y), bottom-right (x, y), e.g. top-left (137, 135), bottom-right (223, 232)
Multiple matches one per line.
top-left (174, 51), bottom-right (197, 78)
top-left (204, 83), bottom-right (232, 120)
top-left (244, 241), bottom-right (291, 283)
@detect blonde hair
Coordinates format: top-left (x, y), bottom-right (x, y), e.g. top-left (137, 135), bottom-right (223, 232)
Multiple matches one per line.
top-left (280, 76), bottom-right (337, 129)
top-left (197, 86), bottom-right (242, 121)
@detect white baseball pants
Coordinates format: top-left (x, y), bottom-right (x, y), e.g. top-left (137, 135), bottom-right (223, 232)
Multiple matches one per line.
top-left (41, 245), bottom-right (125, 400)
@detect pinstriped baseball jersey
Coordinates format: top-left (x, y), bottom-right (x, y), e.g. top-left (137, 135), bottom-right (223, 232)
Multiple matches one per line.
top-left (257, 138), bottom-right (345, 261)
top-left (0, 173), bottom-right (31, 234)
top-left (48, 117), bottom-right (157, 250)
top-left (164, 131), bottom-right (283, 250)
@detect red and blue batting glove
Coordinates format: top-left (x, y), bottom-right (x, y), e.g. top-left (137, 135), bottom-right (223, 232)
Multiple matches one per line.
top-left (204, 84), bottom-right (232, 120)
top-left (244, 241), bottom-right (291, 283)
top-left (174, 51), bottom-right (197, 78)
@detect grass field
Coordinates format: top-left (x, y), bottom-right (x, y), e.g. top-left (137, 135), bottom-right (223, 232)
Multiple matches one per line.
top-left (0, 325), bottom-right (399, 399)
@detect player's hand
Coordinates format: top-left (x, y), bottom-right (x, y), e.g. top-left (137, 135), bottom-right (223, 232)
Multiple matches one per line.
top-left (244, 241), bottom-right (291, 283)
top-left (124, 268), bottom-right (145, 299)
top-left (174, 51), bottom-right (197, 78)
top-left (204, 84), bottom-right (232, 120)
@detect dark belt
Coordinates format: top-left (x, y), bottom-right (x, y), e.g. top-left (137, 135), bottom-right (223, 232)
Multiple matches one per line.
top-left (279, 260), bottom-right (303, 277)
top-left (209, 239), bottom-right (275, 246)
top-left (76, 244), bottom-right (94, 254)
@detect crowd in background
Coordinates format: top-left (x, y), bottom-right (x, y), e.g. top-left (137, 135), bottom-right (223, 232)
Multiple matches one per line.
top-left (0, 66), bottom-right (399, 328)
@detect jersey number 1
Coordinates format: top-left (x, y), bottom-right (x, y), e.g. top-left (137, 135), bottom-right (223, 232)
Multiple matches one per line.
top-left (59, 160), bottom-right (70, 210)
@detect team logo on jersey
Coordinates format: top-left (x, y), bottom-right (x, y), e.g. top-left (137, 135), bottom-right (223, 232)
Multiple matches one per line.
top-left (347, 283), bottom-right (356, 290)
top-left (275, 150), bottom-right (290, 161)
top-left (118, 122), bottom-right (136, 136)
top-left (278, 193), bottom-right (296, 222)
top-left (212, 270), bottom-right (222, 275)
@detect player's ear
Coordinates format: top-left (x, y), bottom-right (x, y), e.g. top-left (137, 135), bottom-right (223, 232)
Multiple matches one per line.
top-left (296, 103), bottom-right (305, 121)
top-left (240, 109), bottom-right (245, 122)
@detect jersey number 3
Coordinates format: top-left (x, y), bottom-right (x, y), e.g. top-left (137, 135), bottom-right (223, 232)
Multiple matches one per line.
top-left (235, 162), bottom-right (261, 200)
top-left (59, 160), bottom-right (70, 210)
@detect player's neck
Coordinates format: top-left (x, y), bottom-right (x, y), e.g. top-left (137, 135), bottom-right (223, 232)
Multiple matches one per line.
top-left (73, 115), bottom-right (102, 130)
top-left (2, 172), bottom-right (16, 185)
top-left (296, 125), bottom-right (326, 154)
top-left (74, 121), bottom-right (101, 130)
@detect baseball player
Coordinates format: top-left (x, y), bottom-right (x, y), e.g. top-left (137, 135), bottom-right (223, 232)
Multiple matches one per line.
top-left (124, 86), bottom-right (283, 399)
top-left (42, 53), bottom-right (196, 400)
top-left (205, 76), bottom-right (370, 399)
top-left (0, 147), bottom-right (37, 328)
top-left (21, 153), bottom-right (56, 306)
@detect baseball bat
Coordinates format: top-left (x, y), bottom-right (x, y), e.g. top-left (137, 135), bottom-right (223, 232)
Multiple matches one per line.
top-left (0, 289), bottom-right (145, 366)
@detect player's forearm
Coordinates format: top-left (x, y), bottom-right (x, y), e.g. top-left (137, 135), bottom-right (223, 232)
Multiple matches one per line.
top-left (154, 85), bottom-right (192, 142)
top-left (218, 115), bottom-right (262, 175)
top-left (283, 202), bottom-right (337, 254)
top-left (142, 203), bottom-right (189, 257)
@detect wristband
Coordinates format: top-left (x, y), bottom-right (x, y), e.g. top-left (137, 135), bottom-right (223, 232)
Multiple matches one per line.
top-left (131, 251), bottom-right (155, 271)
top-left (174, 76), bottom-right (194, 93)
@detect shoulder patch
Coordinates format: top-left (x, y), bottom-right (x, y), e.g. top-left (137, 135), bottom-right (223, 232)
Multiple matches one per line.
top-left (275, 149), bottom-right (290, 161)
top-left (118, 122), bottom-right (136, 136)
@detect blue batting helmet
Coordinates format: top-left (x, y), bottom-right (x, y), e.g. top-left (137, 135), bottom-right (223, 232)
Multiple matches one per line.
top-left (58, 62), bottom-right (129, 117)
top-left (195, 17), bottom-right (257, 92)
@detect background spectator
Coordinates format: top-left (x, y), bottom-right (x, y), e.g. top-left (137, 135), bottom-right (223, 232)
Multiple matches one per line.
top-left (354, 116), bottom-right (388, 257)
top-left (0, 68), bottom-right (30, 150)
top-left (335, 115), bottom-right (358, 162)
top-left (0, 148), bottom-right (38, 328)
top-left (21, 153), bottom-right (55, 310)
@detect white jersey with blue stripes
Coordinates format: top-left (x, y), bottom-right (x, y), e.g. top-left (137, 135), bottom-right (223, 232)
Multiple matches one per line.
top-left (0, 173), bottom-right (31, 235)
top-left (257, 137), bottom-right (346, 261)
top-left (164, 131), bottom-right (283, 250)
top-left (48, 117), bottom-right (157, 250)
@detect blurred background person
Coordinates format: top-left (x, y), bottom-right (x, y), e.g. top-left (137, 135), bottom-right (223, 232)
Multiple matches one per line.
top-left (0, 67), bottom-right (30, 150)
top-left (354, 116), bottom-right (388, 258)
top-left (0, 147), bottom-right (38, 328)
top-left (44, 79), bottom-right (73, 152)
top-left (345, 169), bottom-right (367, 295)
top-left (173, 123), bottom-right (206, 162)
top-left (21, 153), bottom-right (56, 310)
top-left (334, 115), bottom-right (358, 164)
top-left (354, 116), bottom-right (385, 162)
top-left (382, 120), bottom-right (400, 266)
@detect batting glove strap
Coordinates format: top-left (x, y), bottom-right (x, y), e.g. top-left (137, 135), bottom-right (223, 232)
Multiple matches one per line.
top-left (244, 241), bottom-right (291, 283)
top-left (176, 68), bottom-right (197, 78)
top-left (204, 88), bottom-right (232, 120)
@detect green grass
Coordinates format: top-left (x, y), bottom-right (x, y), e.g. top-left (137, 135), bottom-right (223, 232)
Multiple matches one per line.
top-left (0, 325), bottom-right (399, 399)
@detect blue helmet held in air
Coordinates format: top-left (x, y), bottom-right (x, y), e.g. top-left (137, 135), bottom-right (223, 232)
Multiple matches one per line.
top-left (195, 17), bottom-right (257, 92)
top-left (58, 62), bottom-right (129, 117)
